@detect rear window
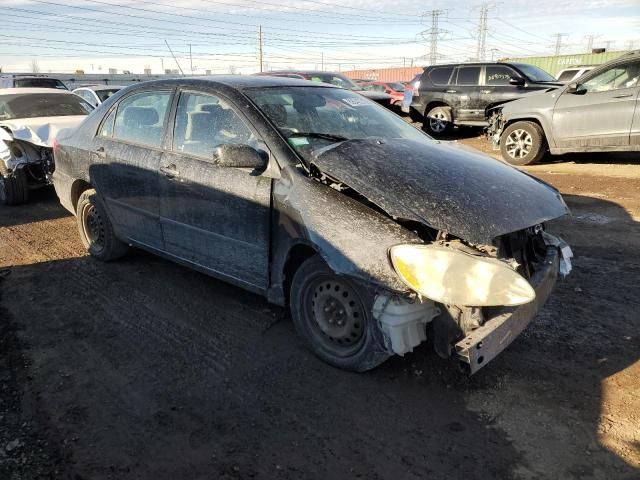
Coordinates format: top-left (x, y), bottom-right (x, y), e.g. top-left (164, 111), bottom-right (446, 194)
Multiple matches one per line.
top-left (14, 78), bottom-right (67, 90)
top-left (0, 93), bottom-right (93, 120)
top-left (557, 70), bottom-right (578, 81)
top-left (455, 66), bottom-right (481, 86)
top-left (429, 67), bottom-right (454, 85)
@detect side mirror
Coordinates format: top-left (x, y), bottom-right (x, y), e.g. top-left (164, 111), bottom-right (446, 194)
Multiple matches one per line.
top-left (565, 82), bottom-right (584, 94)
top-left (509, 76), bottom-right (525, 86)
top-left (212, 143), bottom-right (268, 170)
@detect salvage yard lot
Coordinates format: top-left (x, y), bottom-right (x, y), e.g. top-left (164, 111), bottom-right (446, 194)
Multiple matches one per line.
top-left (1, 143), bottom-right (639, 479)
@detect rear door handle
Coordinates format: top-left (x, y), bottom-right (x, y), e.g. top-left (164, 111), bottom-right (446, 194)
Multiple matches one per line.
top-left (480, 90), bottom-right (492, 94)
top-left (93, 146), bottom-right (106, 159)
top-left (159, 164), bottom-right (180, 177)
top-left (612, 93), bottom-right (633, 98)
top-left (445, 89), bottom-right (457, 93)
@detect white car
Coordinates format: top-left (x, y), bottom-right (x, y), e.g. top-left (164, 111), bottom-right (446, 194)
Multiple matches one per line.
top-left (555, 66), bottom-right (595, 83)
top-left (73, 85), bottom-right (124, 107)
top-left (0, 88), bottom-right (93, 205)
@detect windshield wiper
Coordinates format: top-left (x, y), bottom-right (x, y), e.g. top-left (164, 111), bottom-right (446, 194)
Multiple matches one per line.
top-left (287, 132), bottom-right (348, 142)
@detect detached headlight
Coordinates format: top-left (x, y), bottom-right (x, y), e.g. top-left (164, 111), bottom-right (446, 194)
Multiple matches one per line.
top-left (390, 244), bottom-right (536, 307)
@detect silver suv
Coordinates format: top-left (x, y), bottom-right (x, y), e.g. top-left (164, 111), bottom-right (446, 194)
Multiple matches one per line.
top-left (489, 51), bottom-right (640, 165)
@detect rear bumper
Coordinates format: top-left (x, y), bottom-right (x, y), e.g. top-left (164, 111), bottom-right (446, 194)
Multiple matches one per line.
top-left (455, 246), bottom-right (559, 374)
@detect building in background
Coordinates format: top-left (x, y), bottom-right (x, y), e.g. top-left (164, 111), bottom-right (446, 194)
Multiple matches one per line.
top-left (498, 50), bottom-right (631, 76)
top-left (343, 67), bottom-right (422, 83)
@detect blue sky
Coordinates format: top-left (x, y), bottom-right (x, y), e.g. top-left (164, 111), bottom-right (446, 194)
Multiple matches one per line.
top-left (1, 0), bottom-right (639, 74)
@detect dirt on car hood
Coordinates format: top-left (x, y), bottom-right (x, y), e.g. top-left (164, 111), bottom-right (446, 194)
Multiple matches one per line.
top-left (0, 115), bottom-right (87, 148)
top-left (310, 138), bottom-right (569, 244)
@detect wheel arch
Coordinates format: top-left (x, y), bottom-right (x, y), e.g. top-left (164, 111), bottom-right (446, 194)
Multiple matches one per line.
top-left (70, 178), bottom-right (93, 213)
top-left (280, 241), bottom-right (319, 306)
top-left (424, 101), bottom-right (452, 117)
top-left (503, 116), bottom-right (551, 144)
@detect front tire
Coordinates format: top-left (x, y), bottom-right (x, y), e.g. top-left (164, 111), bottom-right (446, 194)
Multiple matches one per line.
top-left (289, 256), bottom-right (391, 372)
top-left (76, 189), bottom-right (128, 261)
top-left (500, 121), bottom-right (547, 165)
top-left (0, 169), bottom-right (29, 206)
top-left (423, 106), bottom-right (453, 135)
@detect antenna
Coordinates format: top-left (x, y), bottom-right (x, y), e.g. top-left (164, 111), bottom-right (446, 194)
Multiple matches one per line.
top-left (164, 40), bottom-right (184, 76)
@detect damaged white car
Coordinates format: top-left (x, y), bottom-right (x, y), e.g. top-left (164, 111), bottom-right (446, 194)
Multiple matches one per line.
top-left (0, 88), bottom-right (92, 205)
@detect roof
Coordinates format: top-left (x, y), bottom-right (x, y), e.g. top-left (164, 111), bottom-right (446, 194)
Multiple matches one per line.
top-left (264, 70), bottom-right (344, 76)
top-left (73, 85), bottom-right (126, 91)
top-left (119, 75), bottom-right (334, 90)
top-left (0, 88), bottom-right (75, 96)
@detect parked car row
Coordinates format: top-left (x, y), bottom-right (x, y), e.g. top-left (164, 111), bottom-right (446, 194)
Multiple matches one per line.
top-left (17, 57), bottom-right (640, 374)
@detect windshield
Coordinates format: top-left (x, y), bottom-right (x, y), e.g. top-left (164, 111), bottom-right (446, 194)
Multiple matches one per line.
top-left (0, 93), bottom-right (93, 120)
top-left (245, 86), bottom-right (429, 163)
top-left (95, 88), bottom-right (121, 102)
top-left (305, 74), bottom-right (362, 91)
top-left (14, 78), bottom-right (68, 90)
top-left (512, 64), bottom-right (556, 82)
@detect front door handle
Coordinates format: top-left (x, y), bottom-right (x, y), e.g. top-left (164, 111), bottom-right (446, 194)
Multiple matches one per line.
top-left (612, 93), bottom-right (633, 98)
top-left (480, 89), bottom-right (492, 94)
top-left (445, 89), bottom-right (457, 93)
top-left (159, 164), bottom-right (180, 177)
top-left (93, 146), bottom-right (106, 159)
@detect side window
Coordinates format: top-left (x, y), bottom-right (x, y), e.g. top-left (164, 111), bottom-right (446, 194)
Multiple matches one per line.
top-left (173, 91), bottom-right (257, 159)
top-left (98, 107), bottom-right (116, 137)
top-left (581, 62), bottom-right (640, 93)
top-left (557, 70), bottom-right (578, 82)
top-left (455, 66), bottom-right (481, 86)
top-left (113, 91), bottom-right (171, 147)
top-left (429, 66), bottom-right (454, 85)
top-left (485, 66), bottom-right (517, 86)
top-left (373, 84), bottom-right (386, 92)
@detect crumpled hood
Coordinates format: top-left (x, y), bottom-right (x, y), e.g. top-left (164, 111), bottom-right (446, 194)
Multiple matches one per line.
top-left (502, 88), bottom-right (560, 118)
top-left (0, 115), bottom-right (86, 148)
top-left (311, 138), bottom-right (568, 244)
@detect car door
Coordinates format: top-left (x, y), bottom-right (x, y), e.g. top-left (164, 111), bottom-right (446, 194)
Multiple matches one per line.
top-left (448, 66), bottom-right (483, 122)
top-left (90, 89), bottom-right (172, 250)
top-left (552, 60), bottom-right (640, 148)
top-left (480, 64), bottom-right (522, 109)
top-left (159, 89), bottom-right (271, 290)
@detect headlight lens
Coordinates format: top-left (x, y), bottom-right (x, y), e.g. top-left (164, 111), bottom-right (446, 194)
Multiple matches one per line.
top-left (390, 244), bottom-right (536, 307)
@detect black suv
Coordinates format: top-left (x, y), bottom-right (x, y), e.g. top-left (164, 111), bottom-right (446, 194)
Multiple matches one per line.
top-left (409, 62), bottom-right (560, 135)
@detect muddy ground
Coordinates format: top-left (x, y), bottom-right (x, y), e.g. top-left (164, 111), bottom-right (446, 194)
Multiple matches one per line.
top-left (0, 135), bottom-right (638, 479)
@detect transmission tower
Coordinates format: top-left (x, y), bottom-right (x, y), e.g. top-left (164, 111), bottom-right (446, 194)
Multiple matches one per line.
top-left (626, 40), bottom-right (636, 50)
top-left (476, 4), bottom-right (490, 61)
top-left (420, 10), bottom-right (447, 65)
top-left (584, 34), bottom-right (600, 51)
top-left (552, 33), bottom-right (569, 55)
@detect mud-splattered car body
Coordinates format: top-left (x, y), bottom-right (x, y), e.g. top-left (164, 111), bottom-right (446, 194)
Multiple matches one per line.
top-left (53, 76), bottom-right (572, 373)
top-left (0, 88), bottom-right (92, 205)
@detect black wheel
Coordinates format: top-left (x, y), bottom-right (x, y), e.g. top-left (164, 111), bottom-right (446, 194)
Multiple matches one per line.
top-left (289, 256), bottom-right (391, 372)
top-left (423, 106), bottom-right (453, 135)
top-left (76, 189), bottom-right (128, 261)
top-left (0, 169), bottom-right (29, 206)
top-left (500, 121), bottom-right (547, 166)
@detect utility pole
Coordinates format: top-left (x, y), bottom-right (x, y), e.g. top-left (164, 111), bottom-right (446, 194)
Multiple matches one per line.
top-left (490, 48), bottom-right (499, 61)
top-left (321, 52), bottom-right (324, 71)
top-left (552, 33), bottom-right (569, 55)
top-left (476, 4), bottom-right (490, 61)
top-left (420, 10), bottom-right (446, 66)
top-left (258, 25), bottom-right (263, 73)
top-left (604, 40), bottom-right (615, 50)
top-left (189, 44), bottom-right (193, 74)
top-left (626, 40), bottom-right (636, 50)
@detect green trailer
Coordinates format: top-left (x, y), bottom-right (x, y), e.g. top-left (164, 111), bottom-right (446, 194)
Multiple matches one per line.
top-left (499, 50), bottom-right (630, 77)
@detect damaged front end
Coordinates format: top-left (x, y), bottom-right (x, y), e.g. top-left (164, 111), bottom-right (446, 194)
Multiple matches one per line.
top-left (371, 227), bottom-right (572, 374)
top-left (0, 126), bottom-right (57, 205)
top-left (486, 106), bottom-right (505, 150)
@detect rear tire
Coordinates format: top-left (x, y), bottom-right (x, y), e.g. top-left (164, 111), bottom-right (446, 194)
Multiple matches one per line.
top-left (76, 189), bottom-right (128, 261)
top-left (289, 256), bottom-right (391, 372)
top-left (423, 106), bottom-right (453, 136)
top-left (0, 169), bottom-right (29, 206)
top-left (500, 121), bottom-right (547, 166)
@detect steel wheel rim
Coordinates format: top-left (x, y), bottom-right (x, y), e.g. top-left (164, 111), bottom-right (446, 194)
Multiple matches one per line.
top-left (81, 202), bottom-right (106, 253)
top-left (505, 129), bottom-right (533, 159)
top-left (304, 275), bottom-right (365, 357)
top-left (429, 111), bottom-right (447, 133)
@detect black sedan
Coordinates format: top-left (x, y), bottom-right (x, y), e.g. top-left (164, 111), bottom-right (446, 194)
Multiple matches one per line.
top-left (53, 76), bottom-right (572, 373)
